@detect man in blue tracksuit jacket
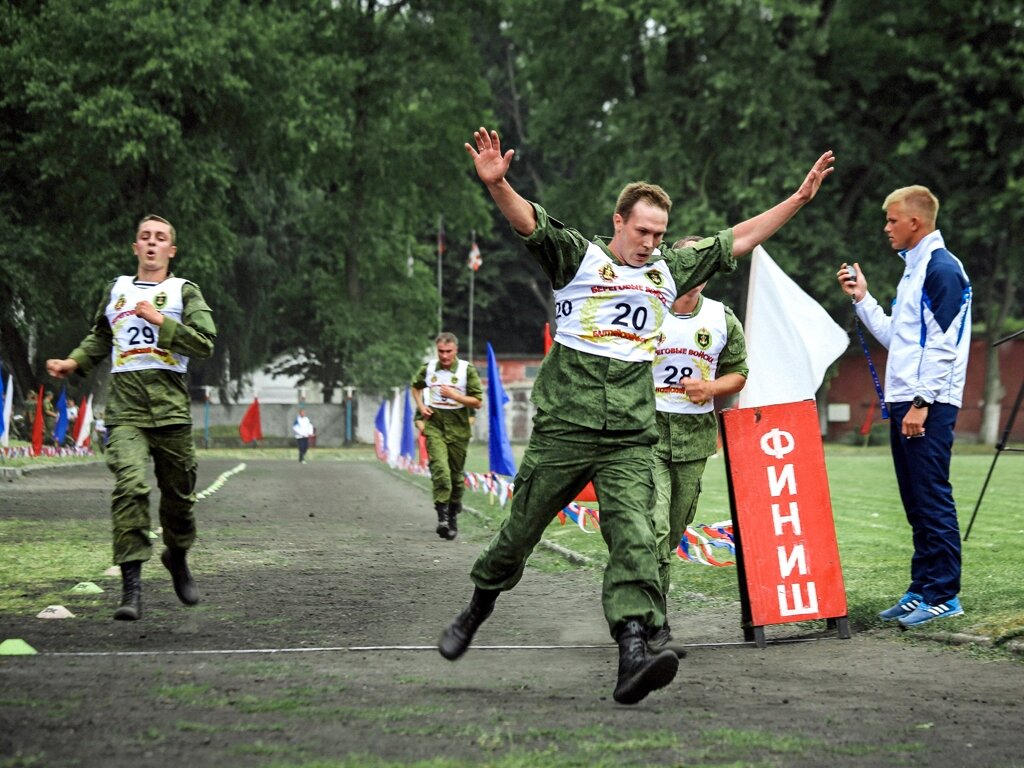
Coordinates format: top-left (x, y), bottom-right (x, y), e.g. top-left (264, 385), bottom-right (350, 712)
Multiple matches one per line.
top-left (838, 185), bottom-right (972, 628)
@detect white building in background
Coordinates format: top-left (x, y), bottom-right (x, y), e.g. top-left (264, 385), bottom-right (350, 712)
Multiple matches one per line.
top-left (212, 353), bottom-right (342, 405)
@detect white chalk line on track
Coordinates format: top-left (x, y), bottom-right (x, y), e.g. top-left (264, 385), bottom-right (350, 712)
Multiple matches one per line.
top-left (37, 637), bottom-right (830, 657)
top-left (195, 462), bottom-right (247, 500)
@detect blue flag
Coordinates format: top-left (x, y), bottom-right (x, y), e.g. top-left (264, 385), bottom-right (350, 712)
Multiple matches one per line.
top-left (486, 342), bottom-right (516, 476)
top-left (400, 386), bottom-right (416, 465)
top-left (374, 398), bottom-right (388, 460)
top-left (53, 385), bottom-right (69, 445)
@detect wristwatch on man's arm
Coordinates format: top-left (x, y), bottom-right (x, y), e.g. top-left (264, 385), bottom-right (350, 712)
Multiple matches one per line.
top-left (911, 395), bottom-right (932, 409)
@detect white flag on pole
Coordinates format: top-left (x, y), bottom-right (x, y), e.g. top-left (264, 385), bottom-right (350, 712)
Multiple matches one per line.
top-left (1, 374), bottom-right (12, 448)
top-left (737, 245), bottom-right (849, 408)
top-left (75, 394), bottom-right (94, 448)
top-left (387, 388), bottom-right (404, 468)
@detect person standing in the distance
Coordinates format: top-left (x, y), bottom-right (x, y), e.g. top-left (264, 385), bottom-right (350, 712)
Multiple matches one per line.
top-left (412, 332), bottom-right (483, 541)
top-left (439, 125), bottom-right (834, 705)
top-left (293, 408), bottom-right (315, 464)
top-left (648, 237), bottom-right (747, 657)
top-left (46, 214), bottom-right (216, 621)
top-left (837, 185), bottom-right (971, 628)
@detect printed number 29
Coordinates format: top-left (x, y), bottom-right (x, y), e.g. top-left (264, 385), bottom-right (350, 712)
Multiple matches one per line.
top-left (127, 325), bottom-right (156, 346)
top-left (611, 302), bottom-right (648, 330)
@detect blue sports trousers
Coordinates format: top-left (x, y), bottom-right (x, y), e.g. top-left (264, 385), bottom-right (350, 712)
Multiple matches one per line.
top-left (888, 400), bottom-right (961, 605)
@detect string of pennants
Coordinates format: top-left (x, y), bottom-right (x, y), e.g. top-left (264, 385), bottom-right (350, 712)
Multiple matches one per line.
top-left (1, 444), bottom-right (94, 460)
top-left (382, 451), bottom-right (735, 567)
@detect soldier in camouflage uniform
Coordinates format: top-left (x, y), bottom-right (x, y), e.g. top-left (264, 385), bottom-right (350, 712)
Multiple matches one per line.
top-left (47, 214), bottom-right (216, 621)
top-left (648, 237), bottom-right (748, 657)
top-left (411, 332), bottom-right (483, 540)
top-left (438, 126), bottom-right (833, 705)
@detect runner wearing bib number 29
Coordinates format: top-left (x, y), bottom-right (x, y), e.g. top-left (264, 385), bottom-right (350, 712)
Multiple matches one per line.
top-left (46, 214), bottom-right (216, 623)
top-left (438, 125), bottom-right (835, 706)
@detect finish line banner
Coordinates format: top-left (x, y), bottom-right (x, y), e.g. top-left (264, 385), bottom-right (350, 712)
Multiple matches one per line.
top-left (720, 400), bottom-right (848, 633)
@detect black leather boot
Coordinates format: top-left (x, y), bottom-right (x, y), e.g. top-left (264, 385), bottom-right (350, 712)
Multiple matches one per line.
top-left (445, 502), bottom-right (461, 541)
top-left (438, 587), bottom-right (499, 660)
top-left (647, 621), bottom-right (688, 658)
top-left (113, 560), bottom-right (143, 621)
top-left (161, 547), bottom-right (199, 605)
top-left (613, 619), bottom-right (679, 705)
top-left (435, 502), bottom-right (450, 539)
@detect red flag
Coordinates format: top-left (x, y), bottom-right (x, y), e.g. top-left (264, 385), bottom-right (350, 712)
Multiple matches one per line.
top-left (239, 398), bottom-right (263, 444)
top-left (437, 218), bottom-right (446, 256)
top-left (859, 398), bottom-right (877, 437)
top-left (31, 386), bottom-right (44, 456)
top-left (543, 322), bottom-right (553, 354)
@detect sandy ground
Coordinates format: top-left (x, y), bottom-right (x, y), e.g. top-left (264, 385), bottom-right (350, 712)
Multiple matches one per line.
top-left (1, 458), bottom-right (1022, 768)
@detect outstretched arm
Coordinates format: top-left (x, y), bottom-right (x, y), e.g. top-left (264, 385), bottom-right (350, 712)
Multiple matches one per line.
top-left (731, 150), bottom-right (835, 256)
top-left (465, 127), bottom-right (537, 237)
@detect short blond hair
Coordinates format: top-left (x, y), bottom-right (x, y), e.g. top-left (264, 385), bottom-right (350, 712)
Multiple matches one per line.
top-left (137, 214), bottom-right (176, 245)
top-left (615, 182), bottom-right (672, 221)
top-left (883, 186), bottom-right (939, 228)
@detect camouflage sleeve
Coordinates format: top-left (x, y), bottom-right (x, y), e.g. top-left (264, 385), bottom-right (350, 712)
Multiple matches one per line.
top-left (68, 284), bottom-right (117, 376)
top-left (158, 281), bottom-right (216, 360)
top-left (717, 305), bottom-right (749, 378)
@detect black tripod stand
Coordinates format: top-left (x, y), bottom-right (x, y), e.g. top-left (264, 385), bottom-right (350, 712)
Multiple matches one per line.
top-left (963, 327), bottom-right (1024, 541)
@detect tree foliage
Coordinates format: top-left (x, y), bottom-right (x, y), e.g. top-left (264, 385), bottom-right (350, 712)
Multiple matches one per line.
top-left (1, 0), bottom-right (1020, 431)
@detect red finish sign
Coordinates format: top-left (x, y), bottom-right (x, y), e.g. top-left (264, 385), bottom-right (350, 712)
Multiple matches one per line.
top-left (721, 401), bottom-right (848, 628)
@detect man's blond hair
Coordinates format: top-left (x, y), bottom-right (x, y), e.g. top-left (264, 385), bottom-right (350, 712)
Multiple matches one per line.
top-left (883, 186), bottom-right (939, 229)
top-left (615, 182), bottom-right (672, 220)
top-left (137, 214), bottom-right (176, 245)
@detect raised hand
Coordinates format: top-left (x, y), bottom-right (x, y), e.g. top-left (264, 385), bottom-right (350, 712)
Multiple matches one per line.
top-left (464, 126), bottom-right (515, 186)
top-left (794, 150), bottom-right (836, 204)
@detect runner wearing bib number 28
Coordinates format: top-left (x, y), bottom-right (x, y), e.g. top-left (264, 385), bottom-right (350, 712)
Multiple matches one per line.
top-left (439, 125), bottom-right (835, 706)
top-left (648, 237), bottom-right (748, 658)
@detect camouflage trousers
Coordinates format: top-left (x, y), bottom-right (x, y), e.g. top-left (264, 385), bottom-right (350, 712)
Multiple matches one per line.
top-left (651, 455), bottom-right (708, 611)
top-left (424, 431), bottom-right (469, 506)
top-left (105, 424), bottom-right (197, 564)
top-left (470, 420), bottom-right (664, 636)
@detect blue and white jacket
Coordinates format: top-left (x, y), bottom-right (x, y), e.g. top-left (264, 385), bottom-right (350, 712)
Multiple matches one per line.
top-left (854, 230), bottom-right (971, 407)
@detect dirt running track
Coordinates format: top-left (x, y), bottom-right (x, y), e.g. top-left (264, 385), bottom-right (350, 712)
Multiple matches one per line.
top-left (1, 459), bottom-right (1022, 767)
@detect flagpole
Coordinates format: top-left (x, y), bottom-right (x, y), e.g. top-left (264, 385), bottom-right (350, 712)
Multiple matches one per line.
top-left (468, 229), bottom-right (475, 363)
top-left (437, 215), bottom-right (444, 334)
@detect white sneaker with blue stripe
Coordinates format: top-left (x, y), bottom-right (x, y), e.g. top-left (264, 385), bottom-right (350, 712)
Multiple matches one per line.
top-left (878, 592), bottom-right (922, 621)
top-left (897, 597), bottom-right (964, 627)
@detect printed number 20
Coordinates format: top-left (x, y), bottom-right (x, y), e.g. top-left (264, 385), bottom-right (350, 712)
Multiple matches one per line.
top-left (611, 302), bottom-right (648, 330)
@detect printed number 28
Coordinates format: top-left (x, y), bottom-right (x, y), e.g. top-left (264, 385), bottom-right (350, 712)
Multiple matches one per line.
top-left (662, 365), bottom-right (693, 385)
